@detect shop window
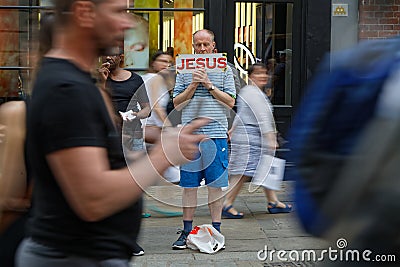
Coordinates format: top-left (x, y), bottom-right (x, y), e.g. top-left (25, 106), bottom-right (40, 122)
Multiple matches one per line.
top-left (128, 0), bottom-right (205, 70)
top-left (0, 1), bottom-right (204, 97)
top-left (234, 2), bottom-right (293, 105)
top-left (0, 1), bottom-right (51, 98)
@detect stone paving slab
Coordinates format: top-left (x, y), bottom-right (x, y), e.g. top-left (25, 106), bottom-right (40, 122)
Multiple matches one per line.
top-left (269, 237), bottom-right (329, 251)
top-left (131, 182), bottom-right (328, 266)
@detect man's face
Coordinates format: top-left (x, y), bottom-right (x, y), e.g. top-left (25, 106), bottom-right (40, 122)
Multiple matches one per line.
top-left (192, 31), bottom-right (215, 54)
top-left (94, 0), bottom-right (132, 54)
top-left (101, 54), bottom-right (122, 71)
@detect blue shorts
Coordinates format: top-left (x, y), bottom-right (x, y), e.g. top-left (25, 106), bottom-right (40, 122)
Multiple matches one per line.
top-left (180, 138), bottom-right (229, 188)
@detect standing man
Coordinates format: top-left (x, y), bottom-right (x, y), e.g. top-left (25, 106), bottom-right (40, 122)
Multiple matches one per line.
top-left (17, 1), bottom-right (207, 266)
top-left (100, 50), bottom-right (150, 151)
top-left (172, 29), bottom-right (236, 249)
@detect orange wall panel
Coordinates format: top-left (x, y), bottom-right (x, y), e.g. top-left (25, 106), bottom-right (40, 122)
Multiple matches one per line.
top-left (174, 0), bottom-right (193, 56)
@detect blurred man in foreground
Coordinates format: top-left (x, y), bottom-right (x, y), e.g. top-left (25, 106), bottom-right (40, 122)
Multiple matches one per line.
top-left (16, 1), bottom-right (207, 266)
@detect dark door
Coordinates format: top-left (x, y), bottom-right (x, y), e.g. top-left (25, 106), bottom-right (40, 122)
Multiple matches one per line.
top-left (232, 1), bottom-right (302, 148)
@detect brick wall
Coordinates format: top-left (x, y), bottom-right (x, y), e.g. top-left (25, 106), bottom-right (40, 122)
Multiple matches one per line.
top-left (359, 0), bottom-right (400, 40)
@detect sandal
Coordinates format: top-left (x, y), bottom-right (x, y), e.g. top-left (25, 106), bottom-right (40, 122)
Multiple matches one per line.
top-left (222, 205), bottom-right (244, 219)
top-left (141, 212), bottom-right (151, 218)
top-left (267, 202), bottom-right (292, 214)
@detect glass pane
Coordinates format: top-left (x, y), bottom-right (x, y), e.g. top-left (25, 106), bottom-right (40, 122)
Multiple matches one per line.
top-left (163, 0), bottom-right (204, 8)
top-left (0, 0), bottom-right (206, 96)
top-left (40, 0), bottom-right (53, 6)
top-left (0, 7), bottom-right (42, 97)
top-left (0, 69), bottom-right (30, 101)
top-left (162, 11), bottom-right (204, 56)
top-left (234, 2), bottom-right (293, 105)
top-left (163, 10), bottom-right (175, 52)
top-left (193, 0), bottom-right (204, 8)
top-left (125, 13), bottom-right (152, 70)
top-left (126, 10), bottom-right (204, 70)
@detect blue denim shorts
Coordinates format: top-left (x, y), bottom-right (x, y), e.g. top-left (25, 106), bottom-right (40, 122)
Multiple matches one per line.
top-left (179, 138), bottom-right (229, 188)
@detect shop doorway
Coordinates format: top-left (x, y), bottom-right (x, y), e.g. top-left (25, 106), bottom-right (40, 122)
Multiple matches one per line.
top-left (233, 0), bottom-right (301, 146)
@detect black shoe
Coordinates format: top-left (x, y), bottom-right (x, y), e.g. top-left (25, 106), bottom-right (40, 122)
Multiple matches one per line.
top-left (172, 230), bottom-right (189, 250)
top-left (132, 242), bottom-right (144, 256)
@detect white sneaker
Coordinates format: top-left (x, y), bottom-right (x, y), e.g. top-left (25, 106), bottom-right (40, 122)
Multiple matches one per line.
top-left (132, 243), bottom-right (145, 256)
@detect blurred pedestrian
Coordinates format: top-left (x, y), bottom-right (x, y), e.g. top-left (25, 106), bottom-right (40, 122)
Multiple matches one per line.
top-left (272, 50), bottom-right (290, 104)
top-left (141, 50), bottom-right (180, 182)
top-left (99, 48), bottom-right (150, 151)
top-left (0, 101), bottom-right (29, 267)
top-left (172, 29), bottom-right (236, 249)
top-left (223, 63), bottom-right (292, 219)
top-left (140, 50), bottom-right (184, 216)
top-left (0, 12), bottom-right (55, 267)
top-left (98, 48), bottom-right (151, 256)
top-left (166, 46), bottom-right (175, 58)
top-left (16, 1), bottom-right (207, 266)
top-left (265, 58), bottom-right (276, 98)
top-left (141, 50), bottom-right (174, 144)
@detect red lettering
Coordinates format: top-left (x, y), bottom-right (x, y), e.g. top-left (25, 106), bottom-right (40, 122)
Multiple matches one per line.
top-left (176, 58), bottom-right (185, 71)
top-left (217, 57), bottom-right (227, 69)
top-left (186, 58), bottom-right (195, 69)
top-left (205, 58), bottom-right (217, 69)
top-left (196, 57), bottom-right (205, 68)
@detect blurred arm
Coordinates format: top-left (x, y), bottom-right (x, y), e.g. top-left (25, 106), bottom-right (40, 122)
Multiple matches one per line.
top-left (46, 119), bottom-right (208, 222)
top-left (0, 101), bottom-right (28, 212)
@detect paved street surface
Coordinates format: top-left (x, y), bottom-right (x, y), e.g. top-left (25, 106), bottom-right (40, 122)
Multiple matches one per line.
top-left (131, 181), bottom-right (329, 267)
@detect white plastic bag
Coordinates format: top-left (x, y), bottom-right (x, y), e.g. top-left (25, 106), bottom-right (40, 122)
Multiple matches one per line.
top-left (186, 224), bottom-right (225, 254)
top-left (250, 154), bottom-right (286, 191)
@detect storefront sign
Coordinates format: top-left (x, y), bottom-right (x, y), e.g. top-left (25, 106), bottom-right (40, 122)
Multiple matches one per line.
top-left (332, 4), bottom-right (348, 17)
top-left (175, 53), bottom-right (228, 73)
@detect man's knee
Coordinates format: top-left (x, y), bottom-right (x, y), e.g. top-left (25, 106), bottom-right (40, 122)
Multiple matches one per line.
top-left (208, 187), bottom-right (222, 193)
top-left (183, 187), bottom-right (198, 197)
top-left (208, 187), bottom-right (224, 203)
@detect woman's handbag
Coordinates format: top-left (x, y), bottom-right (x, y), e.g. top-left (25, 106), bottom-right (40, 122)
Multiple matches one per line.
top-left (250, 154), bottom-right (286, 191)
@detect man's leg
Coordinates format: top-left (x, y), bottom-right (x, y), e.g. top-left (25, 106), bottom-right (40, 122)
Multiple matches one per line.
top-left (172, 187), bottom-right (198, 249)
top-left (182, 187), bottom-right (197, 223)
top-left (203, 138), bottom-right (229, 232)
top-left (208, 187), bottom-right (224, 232)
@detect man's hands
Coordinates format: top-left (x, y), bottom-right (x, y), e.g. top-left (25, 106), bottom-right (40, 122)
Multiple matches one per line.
top-left (157, 118), bottom-right (209, 166)
top-left (191, 67), bottom-right (212, 89)
top-left (98, 62), bottom-right (111, 85)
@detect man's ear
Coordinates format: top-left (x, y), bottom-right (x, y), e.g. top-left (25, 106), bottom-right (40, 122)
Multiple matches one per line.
top-left (72, 0), bottom-right (96, 28)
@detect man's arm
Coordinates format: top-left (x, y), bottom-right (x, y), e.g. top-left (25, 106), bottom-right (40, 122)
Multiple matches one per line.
top-left (173, 82), bottom-right (199, 111)
top-left (0, 101), bottom-right (28, 212)
top-left (46, 119), bottom-right (208, 222)
top-left (205, 84), bottom-right (235, 108)
top-left (200, 68), bottom-right (236, 108)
